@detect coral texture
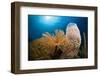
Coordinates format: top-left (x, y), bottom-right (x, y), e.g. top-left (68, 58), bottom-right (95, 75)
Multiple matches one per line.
top-left (29, 23), bottom-right (82, 60)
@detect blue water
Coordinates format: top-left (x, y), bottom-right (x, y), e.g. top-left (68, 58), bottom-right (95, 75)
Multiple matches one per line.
top-left (28, 15), bottom-right (88, 42)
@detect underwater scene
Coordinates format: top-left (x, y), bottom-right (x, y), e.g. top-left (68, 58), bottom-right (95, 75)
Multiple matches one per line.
top-left (28, 15), bottom-right (88, 60)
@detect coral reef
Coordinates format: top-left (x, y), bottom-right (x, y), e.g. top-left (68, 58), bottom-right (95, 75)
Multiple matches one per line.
top-left (79, 32), bottom-right (88, 58)
top-left (29, 23), bottom-right (87, 60)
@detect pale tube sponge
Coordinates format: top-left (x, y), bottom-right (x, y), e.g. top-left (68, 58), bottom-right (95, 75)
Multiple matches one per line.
top-left (60, 23), bottom-right (81, 58)
top-left (66, 23), bottom-right (81, 48)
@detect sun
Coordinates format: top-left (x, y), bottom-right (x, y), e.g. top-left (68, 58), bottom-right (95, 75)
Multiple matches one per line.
top-left (43, 16), bottom-right (59, 25)
top-left (45, 16), bottom-right (52, 20)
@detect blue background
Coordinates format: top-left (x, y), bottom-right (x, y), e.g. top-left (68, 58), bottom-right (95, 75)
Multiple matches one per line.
top-left (28, 15), bottom-right (88, 42)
